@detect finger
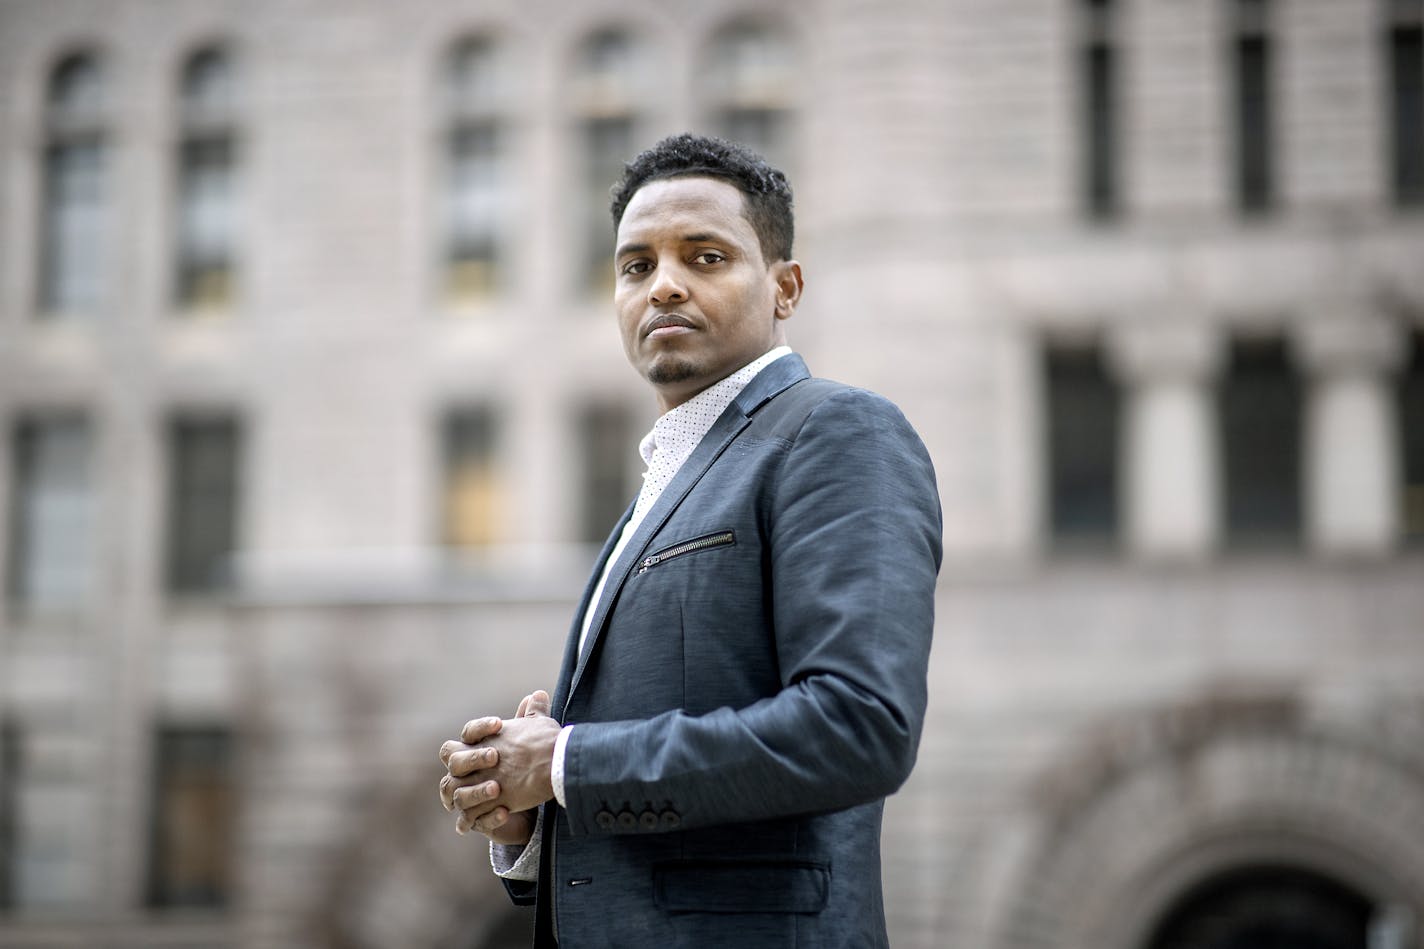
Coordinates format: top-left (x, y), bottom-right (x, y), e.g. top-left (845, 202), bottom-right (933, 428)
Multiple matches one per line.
top-left (524, 690), bottom-right (552, 717)
top-left (440, 773), bottom-right (455, 812)
top-left (456, 800), bottom-right (503, 835)
top-left (439, 740), bottom-right (469, 766)
top-left (515, 694), bottom-right (532, 718)
top-left (452, 779), bottom-right (500, 812)
top-left (473, 806), bottom-right (510, 836)
top-left (460, 716), bottom-right (503, 744)
top-left (447, 745), bottom-right (498, 778)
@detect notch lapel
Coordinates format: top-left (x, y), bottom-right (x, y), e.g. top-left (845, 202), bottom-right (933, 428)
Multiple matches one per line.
top-left (560, 355), bottom-right (812, 713)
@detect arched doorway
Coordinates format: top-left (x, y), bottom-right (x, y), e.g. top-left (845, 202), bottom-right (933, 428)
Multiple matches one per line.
top-left (1144, 865), bottom-right (1372, 949)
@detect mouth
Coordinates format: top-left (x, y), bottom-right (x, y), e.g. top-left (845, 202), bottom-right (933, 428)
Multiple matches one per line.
top-left (643, 313), bottom-right (696, 339)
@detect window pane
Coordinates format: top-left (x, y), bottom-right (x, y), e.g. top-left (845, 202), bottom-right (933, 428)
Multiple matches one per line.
top-left (1220, 337), bottom-right (1301, 548)
top-left (147, 727), bottom-right (234, 908)
top-left (582, 116), bottom-right (633, 291)
top-left (1235, 25), bottom-right (1274, 212)
top-left (8, 417), bottom-right (93, 611)
top-left (0, 721), bottom-right (18, 909)
top-left (47, 55), bottom-right (102, 130)
top-left (705, 24), bottom-right (795, 167)
top-left (1400, 328), bottom-right (1424, 543)
top-left (443, 408), bottom-right (501, 548)
top-left (181, 49), bottom-right (236, 125)
top-left (446, 122), bottom-right (502, 303)
top-left (578, 404), bottom-right (636, 543)
top-left (166, 418), bottom-right (241, 593)
top-left (1080, 0), bottom-right (1117, 219)
top-left (176, 136), bottom-right (237, 309)
top-left (1045, 343), bottom-right (1120, 549)
top-left (1390, 24), bottom-right (1424, 206)
top-left (40, 142), bottom-right (105, 315)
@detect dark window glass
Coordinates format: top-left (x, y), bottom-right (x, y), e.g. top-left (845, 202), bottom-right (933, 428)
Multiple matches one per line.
top-left (1234, 0), bottom-right (1274, 212)
top-left (1220, 337), bottom-right (1301, 548)
top-left (1046, 342), bottom-right (1119, 549)
top-left (1080, 0), bottom-right (1118, 219)
top-left (7, 416), bottom-right (93, 611)
top-left (704, 23), bottom-right (795, 169)
top-left (1390, 22), bottom-right (1424, 205)
top-left (1400, 328), bottom-right (1424, 543)
top-left (578, 404), bottom-right (636, 543)
top-left (147, 727), bottom-right (234, 908)
top-left (0, 721), bottom-right (19, 908)
top-left (443, 408), bottom-right (501, 548)
top-left (166, 417), bottom-right (242, 593)
top-left (1146, 865), bottom-right (1371, 949)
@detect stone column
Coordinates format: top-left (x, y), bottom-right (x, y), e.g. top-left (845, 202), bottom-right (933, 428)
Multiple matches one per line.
top-left (1109, 321), bottom-right (1223, 561)
top-left (1296, 317), bottom-right (1404, 556)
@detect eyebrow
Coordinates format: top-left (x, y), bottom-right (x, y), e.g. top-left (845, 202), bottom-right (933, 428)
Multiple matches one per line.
top-left (614, 232), bottom-right (732, 260)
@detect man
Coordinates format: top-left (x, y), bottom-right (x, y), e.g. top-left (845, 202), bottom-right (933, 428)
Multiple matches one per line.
top-left (438, 133), bottom-right (941, 948)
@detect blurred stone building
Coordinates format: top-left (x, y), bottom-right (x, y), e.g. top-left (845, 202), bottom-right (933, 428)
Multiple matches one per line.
top-left (1, 0), bottom-right (1423, 946)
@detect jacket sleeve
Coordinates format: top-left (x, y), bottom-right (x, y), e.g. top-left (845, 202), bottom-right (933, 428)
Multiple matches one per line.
top-left (560, 388), bottom-right (943, 835)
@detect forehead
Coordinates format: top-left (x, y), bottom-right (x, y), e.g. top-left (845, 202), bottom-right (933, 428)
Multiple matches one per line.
top-left (616, 176), bottom-right (755, 245)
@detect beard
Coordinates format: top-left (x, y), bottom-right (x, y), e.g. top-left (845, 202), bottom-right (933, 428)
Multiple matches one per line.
top-left (646, 354), bottom-right (700, 386)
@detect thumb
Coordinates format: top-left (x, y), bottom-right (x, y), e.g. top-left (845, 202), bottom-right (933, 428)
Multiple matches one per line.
top-left (524, 690), bottom-right (552, 717)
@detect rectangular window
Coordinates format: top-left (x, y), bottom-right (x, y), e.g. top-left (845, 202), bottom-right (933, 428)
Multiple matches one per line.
top-left (1220, 336), bottom-right (1302, 549)
top-left (578, 404), bottom-right (636, 543)
top-left (39, 141), bottom-right (104, 316)
top-left (1045, 342), bottom-right (1120, 550)
top-left (443, 408), bottom-right (501, 549)
top-left (147, 726), bottom-right (234, 909)
top-left (1234, 0), bottom-right (1274, 213)
top-left (166, 417), bottom-right (242, 594)
top-left (1080, 0), bottom-right (1119, 219)
top-left (0, 721), bottom-right (18, 909)
top-left (175, 134), bottom-right (237, 310)
top-left (583, 116), bottom-right (633, 292)
top-left (7, 416), bottom-right (93, 612)
top-left (1400, 328), bottom-right (1424, 544)
top-left (1390, 20), bottom-right (1424, 206)
top-left (446, 122), bottom-right (502, 304)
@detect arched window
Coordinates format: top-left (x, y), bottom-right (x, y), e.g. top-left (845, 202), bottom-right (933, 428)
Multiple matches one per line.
top-left (39, 51), bottom-right (106, 317)
top-left (175, 45), bottom-right (241, 313)
top-left (443, 36), bottom-right (506, 307)
top-left (570, 28), bottom-right (645, 293)
top-left (701, 21), bottom-right (797, 170)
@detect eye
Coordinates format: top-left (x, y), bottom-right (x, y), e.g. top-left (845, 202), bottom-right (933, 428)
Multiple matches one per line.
top-left (692, 251), bottom-right (726, 265)
top-left (620, 259), bottom-right (652, 276)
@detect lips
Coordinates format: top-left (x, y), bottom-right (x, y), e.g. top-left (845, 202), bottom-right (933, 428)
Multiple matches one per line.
top-left (643, 313), bottom-right (696, 338)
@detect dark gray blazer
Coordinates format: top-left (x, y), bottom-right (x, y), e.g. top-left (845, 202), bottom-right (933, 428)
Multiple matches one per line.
top-left (508, 355), bottom-right (942, 948)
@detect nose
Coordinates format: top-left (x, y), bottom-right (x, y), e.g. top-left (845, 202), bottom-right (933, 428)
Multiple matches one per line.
top-left (648, 264), bottom-right (688, 306)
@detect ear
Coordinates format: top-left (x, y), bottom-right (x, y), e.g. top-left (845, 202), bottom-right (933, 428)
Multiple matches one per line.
top-left (771, 260), bottom-right (804, 321)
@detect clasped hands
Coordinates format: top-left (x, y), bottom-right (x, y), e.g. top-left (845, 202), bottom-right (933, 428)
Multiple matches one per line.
top-left (439, 690), bottom-right (562, 846)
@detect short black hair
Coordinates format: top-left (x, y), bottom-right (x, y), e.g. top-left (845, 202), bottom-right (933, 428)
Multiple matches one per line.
top-left (609, 133), bottom-right (794, 262)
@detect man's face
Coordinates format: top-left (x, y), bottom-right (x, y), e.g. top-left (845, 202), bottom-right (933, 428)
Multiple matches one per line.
top-left (614, 176), bottom-right (801, 412)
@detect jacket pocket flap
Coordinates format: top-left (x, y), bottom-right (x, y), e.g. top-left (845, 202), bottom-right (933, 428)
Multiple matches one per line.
top-left (653, 860), bottom-right (829, 915)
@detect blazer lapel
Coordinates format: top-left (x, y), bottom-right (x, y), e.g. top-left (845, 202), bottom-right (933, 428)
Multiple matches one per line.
top-left (561, 355), bottom-right (812, 710)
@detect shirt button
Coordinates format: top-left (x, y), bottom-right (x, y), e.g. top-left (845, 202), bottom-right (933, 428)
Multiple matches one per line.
top-left (595, 809), bottom-right (616, 830)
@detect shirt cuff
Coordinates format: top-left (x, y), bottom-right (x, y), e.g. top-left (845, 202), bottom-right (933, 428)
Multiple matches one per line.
top-left (552, 724), bottom-right (574, 808)
top-left (489, 810), bottom-right (542, 882)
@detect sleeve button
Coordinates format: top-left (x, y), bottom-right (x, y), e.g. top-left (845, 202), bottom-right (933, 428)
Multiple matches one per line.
top-left (659, 810), bottom-right (681, 830)
top-left (595, 809), bottom-right (616, 830)
top-left (638, 810), bottom-right (659, 831)
top-left (616, 810), bottom-right (637, 831)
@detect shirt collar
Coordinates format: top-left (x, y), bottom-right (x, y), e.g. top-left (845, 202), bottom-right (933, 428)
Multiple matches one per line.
top-left (638, 346), bottom-right (793, 466)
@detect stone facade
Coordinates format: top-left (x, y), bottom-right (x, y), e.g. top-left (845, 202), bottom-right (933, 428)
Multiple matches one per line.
top-left (0, 1), bottom-right (1421, 947)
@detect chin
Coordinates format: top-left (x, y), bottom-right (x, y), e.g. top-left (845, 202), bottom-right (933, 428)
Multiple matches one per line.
top-left (646, 356), bottom-right (701, 387)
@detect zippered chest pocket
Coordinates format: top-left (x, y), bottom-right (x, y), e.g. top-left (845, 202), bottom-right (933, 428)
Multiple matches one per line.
top-left (637, 530), bottom-right (736, 575)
